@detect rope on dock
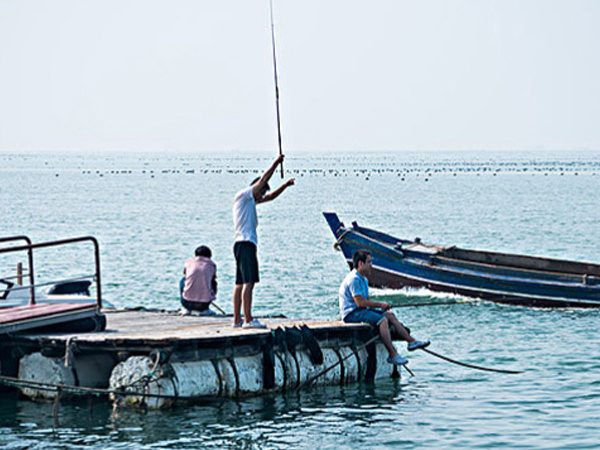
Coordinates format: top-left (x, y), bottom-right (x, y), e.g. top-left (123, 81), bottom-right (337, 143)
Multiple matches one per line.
top-left (110, 349), bottom-right (164, 392)
top-left (64, 337), bottom-right (76, 368)
top-left (0, 374), bottom-right (224, 403)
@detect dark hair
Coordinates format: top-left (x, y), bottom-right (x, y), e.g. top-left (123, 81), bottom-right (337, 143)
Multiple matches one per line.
top-left (195, 245), bottom-right (212, 258)
top-left (352, 249), bottom-right (371, 269)
top-left (250, 176), bottom-right (270, 192)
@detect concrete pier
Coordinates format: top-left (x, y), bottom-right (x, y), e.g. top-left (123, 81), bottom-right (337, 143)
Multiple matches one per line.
top-left (1, 309), bottom-right (402, 409)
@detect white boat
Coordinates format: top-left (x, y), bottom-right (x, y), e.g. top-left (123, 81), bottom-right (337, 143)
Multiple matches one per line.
top-left (1, 235), bottom-right (109, 334)
top-left (0, 279), bottom-right (110, 308)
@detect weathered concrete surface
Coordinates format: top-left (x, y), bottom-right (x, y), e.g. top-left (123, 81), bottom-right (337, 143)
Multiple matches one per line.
top-left (18, 353), bottom-right (75, 400)
top-left (108, 342), bottom-right (398, 409)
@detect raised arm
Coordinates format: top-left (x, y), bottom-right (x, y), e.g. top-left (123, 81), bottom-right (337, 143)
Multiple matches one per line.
top-left (259, 178), bottom-right (295, 203)
top-left (253, 155), bottom-right (285, 199)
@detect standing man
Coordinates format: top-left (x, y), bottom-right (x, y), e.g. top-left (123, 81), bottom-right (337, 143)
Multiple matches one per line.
top-left (339, 249), bottom-right (430, 366)
top-left (232, 154), bottom-right (295, 328)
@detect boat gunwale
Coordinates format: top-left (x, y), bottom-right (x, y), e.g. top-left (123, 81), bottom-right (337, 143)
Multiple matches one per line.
top-left (433, 255), bottom-right (600, 284)
top-left (368, 262), bottom-right (600, 306)
top-left (343, 225), bottom-right (600, 279)
top-left (341, 234), bottom-right (600, 300)
top-left (402, 256), bottom-right (599, 290)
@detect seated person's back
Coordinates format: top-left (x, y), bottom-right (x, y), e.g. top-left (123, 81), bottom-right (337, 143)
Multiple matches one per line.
top-left (181, 245), bottom-right (217, 314)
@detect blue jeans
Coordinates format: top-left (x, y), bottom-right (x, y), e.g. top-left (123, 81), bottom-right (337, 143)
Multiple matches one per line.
top-left (343, 308), bottom-right (387, 326)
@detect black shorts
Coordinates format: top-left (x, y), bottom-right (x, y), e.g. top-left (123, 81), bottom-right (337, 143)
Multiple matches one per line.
top-left (234, 241), bottom-right (259, 284)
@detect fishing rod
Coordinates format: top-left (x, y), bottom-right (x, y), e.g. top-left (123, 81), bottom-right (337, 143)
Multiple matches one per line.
top-left (391, 299), bottom-right (479, 308)
top-left (297, 334), bottom-right (414, 390)
top-left (297, 335), bottom-right (377, 390)
top-left (421, 348), bottom-right (523, 374)
top-left (388, 301), bottom-right (520, 373)
top-left (298, 336), bottom-right (520, 389)
top-left (211, 301), bottom-right (226, 315)
top-left (269, 0), bottom-right (284, 178)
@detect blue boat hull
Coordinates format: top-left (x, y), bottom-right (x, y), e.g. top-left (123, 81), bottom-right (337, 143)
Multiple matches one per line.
top-left (324, 213), bottom-right (600, 308)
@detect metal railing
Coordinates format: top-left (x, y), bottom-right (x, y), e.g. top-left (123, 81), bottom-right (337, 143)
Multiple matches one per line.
top-left (0, 236), bottom-right (102, 308)
top-left (0, 236), bottom-right (35, 301)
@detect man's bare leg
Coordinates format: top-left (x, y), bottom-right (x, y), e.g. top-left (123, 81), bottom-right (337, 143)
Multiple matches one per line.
top-left (378, 318), bottom-right (399, 358)
top-left (233, 284), bottom-right (243, 325)
top-left (242, 282), bottom-right (255, 324)
top-left (385, 311), bottom-right (415, 342)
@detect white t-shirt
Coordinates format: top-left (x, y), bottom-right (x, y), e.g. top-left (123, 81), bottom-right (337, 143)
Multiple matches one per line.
top-left (233, 186), bottom-right (258, 245)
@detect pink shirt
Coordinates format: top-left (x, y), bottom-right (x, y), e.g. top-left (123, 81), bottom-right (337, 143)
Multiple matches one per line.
top-left (182, 256), bottom-right (217, 303)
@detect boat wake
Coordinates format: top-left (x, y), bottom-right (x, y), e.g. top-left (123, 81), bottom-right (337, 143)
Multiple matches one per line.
top-left (371, 287), bottom-right (470, 305)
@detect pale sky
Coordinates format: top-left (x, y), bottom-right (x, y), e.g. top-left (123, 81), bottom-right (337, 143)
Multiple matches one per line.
top-left (1, 0), bottom-right (600, 153)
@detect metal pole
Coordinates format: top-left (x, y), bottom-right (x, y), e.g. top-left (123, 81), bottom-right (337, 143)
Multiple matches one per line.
top-left (92, 237), bottom-right (102, 309)
top-left (0, 236), bottom-right (34, 304)
top-left (27, 247), bottom-right (35, 305)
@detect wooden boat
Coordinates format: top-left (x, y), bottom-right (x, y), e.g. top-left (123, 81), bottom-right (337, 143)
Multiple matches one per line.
top-left (324, 212), bottom-right (600, 308)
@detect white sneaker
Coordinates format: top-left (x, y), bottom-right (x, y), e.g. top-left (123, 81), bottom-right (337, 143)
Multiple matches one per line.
top-left (387, 354), bottom-right (408, 366)
top-left (179, 307), bottom-right (191, 316)
top-left (232, 320), bottom-right (244, 328)
top-left (407, 340), bottom-right (430, 351)
top-left (242, 319), bottom-right (267, 329)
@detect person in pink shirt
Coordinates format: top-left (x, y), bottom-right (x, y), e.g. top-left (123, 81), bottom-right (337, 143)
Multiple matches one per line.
top-left (180, 245), bottom-right (218, 316)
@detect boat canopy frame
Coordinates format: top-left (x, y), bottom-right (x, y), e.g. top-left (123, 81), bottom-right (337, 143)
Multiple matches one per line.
top-left (0, 236), bottom-right (102, 308)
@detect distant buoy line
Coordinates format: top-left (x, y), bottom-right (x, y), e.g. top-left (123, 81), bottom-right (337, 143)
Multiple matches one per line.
top-left (74, 163), bottom-right (598, 179)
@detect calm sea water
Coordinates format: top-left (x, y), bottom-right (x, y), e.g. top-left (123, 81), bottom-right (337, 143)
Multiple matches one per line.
top-left (1, 151), bottom-right (600, 449)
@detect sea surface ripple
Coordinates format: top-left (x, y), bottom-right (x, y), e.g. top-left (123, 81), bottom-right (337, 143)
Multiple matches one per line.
top-left (1, 151), bottom-right (599, 449)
